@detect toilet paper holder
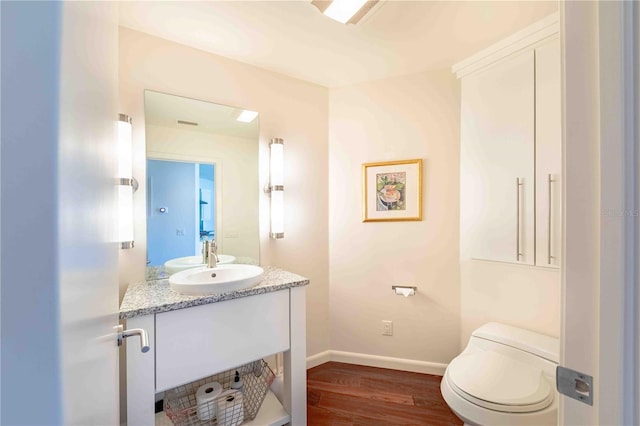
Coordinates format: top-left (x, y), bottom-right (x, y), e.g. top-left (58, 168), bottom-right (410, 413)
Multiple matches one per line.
top-left (392, 285), bottom-right (417, 297)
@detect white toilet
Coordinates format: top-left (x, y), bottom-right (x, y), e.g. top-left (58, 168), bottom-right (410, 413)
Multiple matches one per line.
top-left (441, 323), bottom-right (559, 426)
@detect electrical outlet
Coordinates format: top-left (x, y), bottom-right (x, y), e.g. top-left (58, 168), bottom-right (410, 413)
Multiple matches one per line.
top-left (382, 320), bottom-right (393, 336)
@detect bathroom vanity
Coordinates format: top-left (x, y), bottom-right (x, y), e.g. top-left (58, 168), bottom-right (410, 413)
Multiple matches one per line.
top-left (120, 267), bottom-right (309, 425)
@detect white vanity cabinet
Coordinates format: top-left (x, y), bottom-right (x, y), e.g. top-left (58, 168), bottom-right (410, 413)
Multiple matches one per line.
top-left (155, 291), bottom-right (290, 392)
top-left (456, 17), bottom-right (561, 268)
top-left (121, 270), bottom-right (308, 426)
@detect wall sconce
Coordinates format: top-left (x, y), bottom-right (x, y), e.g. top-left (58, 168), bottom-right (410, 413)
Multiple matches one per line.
top-left (266, 138), bottom-right (284, 239)
top-left (118, 113), bottom-right (138, 249)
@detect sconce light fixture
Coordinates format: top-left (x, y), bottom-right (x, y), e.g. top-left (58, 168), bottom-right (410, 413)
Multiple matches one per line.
top-left (266, 138), bottom-right (284, 239)
top-left (118, 113), bottom-right (138, 249)
top-left (311, 0), bottom-right (379, 24)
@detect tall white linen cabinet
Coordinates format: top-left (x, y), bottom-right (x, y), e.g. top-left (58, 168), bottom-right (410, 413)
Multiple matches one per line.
top-left (455, 14), bottom-right (561, 268)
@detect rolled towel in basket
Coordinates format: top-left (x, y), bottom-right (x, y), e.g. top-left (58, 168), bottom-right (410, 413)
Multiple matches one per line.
top-left (216, 389), bottom-right (244, 426)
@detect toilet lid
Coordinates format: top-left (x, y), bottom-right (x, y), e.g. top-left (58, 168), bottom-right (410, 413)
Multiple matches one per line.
top-left (447, 350), bottom-right (554, 413)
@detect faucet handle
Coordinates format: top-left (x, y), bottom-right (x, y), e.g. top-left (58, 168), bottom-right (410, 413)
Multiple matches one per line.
top-left (209, 240), bottom-right (219, 263)
top-left (206, 240), bottom-right (218, 267)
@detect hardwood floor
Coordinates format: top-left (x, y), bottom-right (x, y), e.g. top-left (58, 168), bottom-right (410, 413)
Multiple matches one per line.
top-left (307, 362), bottom-right (463, 426)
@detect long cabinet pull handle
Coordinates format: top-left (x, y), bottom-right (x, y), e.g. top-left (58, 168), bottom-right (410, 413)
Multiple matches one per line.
top-left (516, 178), bottom-right (523, 261)
top-left (548, 174), bottom-right (556, 264)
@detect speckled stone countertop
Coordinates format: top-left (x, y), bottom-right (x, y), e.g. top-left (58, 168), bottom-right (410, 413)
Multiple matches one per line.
top-left (120, 266), bottom-right (309, 320)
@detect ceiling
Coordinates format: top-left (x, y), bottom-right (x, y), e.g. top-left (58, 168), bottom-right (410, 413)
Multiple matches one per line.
top-left (145, 90), bottom-right (260, 138)
top-left (119, 1), bottom-right (557, 88)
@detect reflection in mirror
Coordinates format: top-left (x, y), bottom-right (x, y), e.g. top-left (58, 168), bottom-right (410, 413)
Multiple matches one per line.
top-left (144, 91), bottom-right (259, 279)
top-left (147, 160), bottom-right (215, 263)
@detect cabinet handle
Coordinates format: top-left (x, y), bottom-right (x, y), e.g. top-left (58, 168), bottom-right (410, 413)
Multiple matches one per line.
top-left (516, 178), bottom-right (523, 261)
top-left (548, 174), bottom-right (556, 264)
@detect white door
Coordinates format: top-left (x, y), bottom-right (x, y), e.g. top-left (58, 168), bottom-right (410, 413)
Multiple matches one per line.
top-left (58, 2), bottom-right (121, 424)
top-left (1, 2), bottom-right (122, 425)
top-left (460, 50), bottom-right (535, 265)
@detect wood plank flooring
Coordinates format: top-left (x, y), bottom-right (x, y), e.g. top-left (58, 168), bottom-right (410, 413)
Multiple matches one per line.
top-left (307, 362), bottom-right (463, 426)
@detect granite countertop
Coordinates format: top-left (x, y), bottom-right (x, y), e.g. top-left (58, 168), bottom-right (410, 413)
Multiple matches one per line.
top-left (120, 266), bottom-right (309, 319)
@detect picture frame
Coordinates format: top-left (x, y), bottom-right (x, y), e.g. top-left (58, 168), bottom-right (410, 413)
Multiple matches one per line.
top-left (362, 159), bottom-right (423, 222)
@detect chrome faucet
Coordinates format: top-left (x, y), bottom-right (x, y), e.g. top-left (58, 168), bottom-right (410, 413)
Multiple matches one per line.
top-left (207, 240), bottom-right (219, 268)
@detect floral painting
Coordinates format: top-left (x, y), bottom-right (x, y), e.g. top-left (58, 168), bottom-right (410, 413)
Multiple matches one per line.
top-left (376, 172), bottom-right (406, 211)
top-left (363, 159), bottom-right (422, 222)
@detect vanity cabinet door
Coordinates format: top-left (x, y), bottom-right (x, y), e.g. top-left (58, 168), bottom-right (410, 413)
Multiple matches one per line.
top-left (155, 290), bottom-right (290, 391)
top-left (461, 50), bottom-right (536, 265)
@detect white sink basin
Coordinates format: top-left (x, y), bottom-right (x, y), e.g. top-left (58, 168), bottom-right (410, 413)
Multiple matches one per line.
top-left (164, 254), bottom-right (236, 275)
top-left (169, 264), bottom-right (264, 295)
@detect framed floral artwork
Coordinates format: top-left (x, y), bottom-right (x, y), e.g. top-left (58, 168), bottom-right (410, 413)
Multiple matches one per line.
top-left (362, 159), bottom-right (423, 222)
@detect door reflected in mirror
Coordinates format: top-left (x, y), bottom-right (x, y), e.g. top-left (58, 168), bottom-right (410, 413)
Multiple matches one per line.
top-left (147, 160), bottom-right (215, 265)
top-left (144, 90), bottom-right (260, 279)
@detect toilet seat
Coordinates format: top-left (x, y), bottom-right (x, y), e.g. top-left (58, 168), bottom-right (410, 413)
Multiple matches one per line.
top-left (447, 350), bottom-right (554, 413)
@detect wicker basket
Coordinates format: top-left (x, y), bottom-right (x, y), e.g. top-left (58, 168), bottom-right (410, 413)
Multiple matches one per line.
top-left (164, 359), bottom-right (275, 425)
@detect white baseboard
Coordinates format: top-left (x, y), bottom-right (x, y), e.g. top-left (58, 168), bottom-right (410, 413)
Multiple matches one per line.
top-left (306, 350), bottom-right (331, 369)
top-left (306, 350), bottom-right (448, 376)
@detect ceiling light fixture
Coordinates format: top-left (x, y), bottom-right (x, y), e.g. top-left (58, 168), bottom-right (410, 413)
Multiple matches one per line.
top-left (236, 110), bottom-right (258, 123)
top-left (311, 0), bottom-right (379, 25)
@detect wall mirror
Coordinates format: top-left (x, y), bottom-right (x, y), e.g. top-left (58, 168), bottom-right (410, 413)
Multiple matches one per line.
top-left (144, 90), bottom-right (260, 276)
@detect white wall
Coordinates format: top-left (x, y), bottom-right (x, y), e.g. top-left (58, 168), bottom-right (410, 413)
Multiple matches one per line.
top-left (146, 124), bottom-right (260, 262)
top-left (118, 28), bottom-right (330, 359)
top-left (1, 2), bottom-right (120, 424)
top-left (328, 71), bottom-right (461, 369)
top-left (459, 261), bottom-right (560, 345)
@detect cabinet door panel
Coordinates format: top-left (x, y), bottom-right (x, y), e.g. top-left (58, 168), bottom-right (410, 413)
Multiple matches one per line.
top-left (461, 50), bottom-right (535, 264)
top-left (155, 290), bottom-right (290, 391)
top-left (535, 38), bottom-right (562, 268)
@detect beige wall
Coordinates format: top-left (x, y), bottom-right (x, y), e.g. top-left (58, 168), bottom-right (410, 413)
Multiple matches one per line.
top-left (460, 260), bottom-right (560, 346)
top-left (328, 71), bottom-right (462, 365)
top-left (146, 124), bottom-right (260, 262)
top-left (118, 27), bottom-right (330, 358)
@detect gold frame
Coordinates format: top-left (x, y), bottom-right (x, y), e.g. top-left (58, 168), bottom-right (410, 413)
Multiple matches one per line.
top-left (362, 158), bottom-right (423, 222)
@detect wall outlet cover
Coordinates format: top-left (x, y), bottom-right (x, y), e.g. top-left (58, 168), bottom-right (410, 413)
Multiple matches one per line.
top-left (382, 320), bottom-right (393, 336)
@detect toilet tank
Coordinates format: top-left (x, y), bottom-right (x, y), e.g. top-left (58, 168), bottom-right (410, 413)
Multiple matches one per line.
top-left (470, 323), bottom-right (559, 363)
